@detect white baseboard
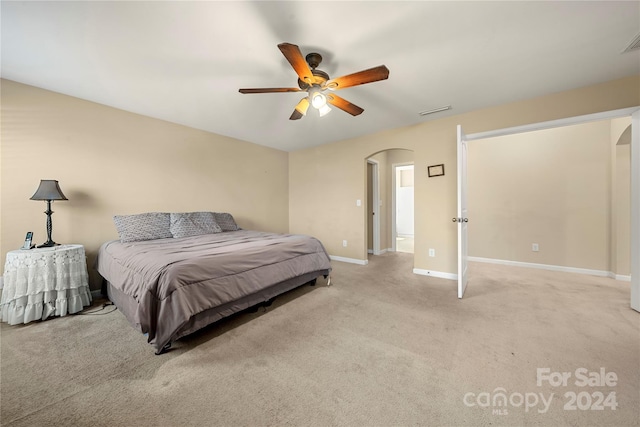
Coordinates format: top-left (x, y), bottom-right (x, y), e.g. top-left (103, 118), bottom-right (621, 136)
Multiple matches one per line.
top-left (330, 255), bottom-right (368, 266)
top-left (413, 268), bottom-right (457, 281)
top-left (368, 248), bottom-right (390, 255)
top-left (468, 257), bottom-right (629, 281)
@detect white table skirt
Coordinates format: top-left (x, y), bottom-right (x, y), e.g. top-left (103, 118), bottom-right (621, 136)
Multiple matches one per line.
top-left (1, 244), bottom-right (92, 325)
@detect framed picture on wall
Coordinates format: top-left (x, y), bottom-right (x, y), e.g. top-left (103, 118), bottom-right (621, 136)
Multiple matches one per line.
top-left (428, 164), bottom-right (445, 177)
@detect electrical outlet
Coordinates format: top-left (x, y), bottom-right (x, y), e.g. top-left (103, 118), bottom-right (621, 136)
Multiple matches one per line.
top-left (429, 248), bottom-right (435, 257)
top-left (343, 240), bottom-right (348, 247)
top-left (356, 199), bottom-right (361, 207)
top-left (532, 243), bottom-right (539, 252)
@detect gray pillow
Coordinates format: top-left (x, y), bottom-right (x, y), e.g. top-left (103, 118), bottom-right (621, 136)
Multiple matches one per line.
top-left (213, 212), bottom-right (240, 231)
top-left (170, 212), bottom-right (222, 238)
top-left (113, 212), bottom-right (172, 243)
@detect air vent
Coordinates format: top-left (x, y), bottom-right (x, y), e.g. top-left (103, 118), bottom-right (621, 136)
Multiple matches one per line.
top-left (622, 32), bottom-right (640, 53)
top-left (419, 105), bottom-right (451, 116)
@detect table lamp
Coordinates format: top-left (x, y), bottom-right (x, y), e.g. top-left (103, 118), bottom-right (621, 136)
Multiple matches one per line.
top-left (30, 180), bottom-right (68, 247)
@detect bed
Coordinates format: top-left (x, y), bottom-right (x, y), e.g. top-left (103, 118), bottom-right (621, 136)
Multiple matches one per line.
top-left (95, 212), bottom-right (331, 354)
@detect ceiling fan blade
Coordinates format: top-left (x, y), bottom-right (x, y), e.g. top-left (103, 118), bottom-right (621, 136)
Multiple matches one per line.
top-left (239, 88), bottom-right (301, 94)
top-left (325, 65), bottom-right (389, 90)
top-left (278, 43), bottom-right (314, 85)
top-left (290, 97), bottom-right (310, 120)
top-left (326, 93), bottom-right (364, 116)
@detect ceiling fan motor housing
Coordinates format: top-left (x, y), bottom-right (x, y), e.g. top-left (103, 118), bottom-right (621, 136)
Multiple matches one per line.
top-left (297, 53), bottom-right (329, 89)
top-left (298, 69), bottom-right (330, 89)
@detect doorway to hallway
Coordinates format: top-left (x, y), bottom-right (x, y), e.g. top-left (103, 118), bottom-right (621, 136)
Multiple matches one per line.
top-left (394, 164), bottom-right (414, 254)
top-left (365, 150), bottom-right (414, 258)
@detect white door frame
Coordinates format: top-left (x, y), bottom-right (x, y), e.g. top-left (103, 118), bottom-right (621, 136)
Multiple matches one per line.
top-left (631, 109), bottom-right (640, 312)
top-left (391, 162), bottom-right (414, 252)
top-left (367, 159), bottom-right (381, 255)
top-left (461, 106), bottom-right (639, 310)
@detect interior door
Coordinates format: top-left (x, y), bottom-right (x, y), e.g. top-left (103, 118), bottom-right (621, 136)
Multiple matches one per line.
top-left (457, 125), bottom-right (469, 298)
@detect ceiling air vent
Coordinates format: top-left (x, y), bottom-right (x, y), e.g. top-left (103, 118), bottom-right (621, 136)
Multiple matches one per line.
top-left (622, 32), bottom-right (640, 53)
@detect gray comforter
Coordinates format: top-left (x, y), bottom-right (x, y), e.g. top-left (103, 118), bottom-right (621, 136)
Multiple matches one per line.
top-left (96, 230), bottom-right (331, 352)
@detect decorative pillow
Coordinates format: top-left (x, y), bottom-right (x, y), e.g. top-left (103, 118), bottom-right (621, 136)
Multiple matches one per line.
top-left (213, 212), bottom-right (240, 231)
top-left (170, 212), bottom-right (222, 238)
top-left (113, 212), bottom-right (172, 243)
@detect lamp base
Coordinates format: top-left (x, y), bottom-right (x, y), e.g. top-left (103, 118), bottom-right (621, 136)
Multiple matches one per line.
top-left (37, 241), bottom-right (59, 248)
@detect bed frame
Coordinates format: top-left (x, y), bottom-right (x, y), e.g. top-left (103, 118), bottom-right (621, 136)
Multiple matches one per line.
top-left (102, 269), bottom-right (330, 354)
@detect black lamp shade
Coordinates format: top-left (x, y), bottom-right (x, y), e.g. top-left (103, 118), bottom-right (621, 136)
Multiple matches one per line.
top-left (30, 180), bottom-right (68, 201)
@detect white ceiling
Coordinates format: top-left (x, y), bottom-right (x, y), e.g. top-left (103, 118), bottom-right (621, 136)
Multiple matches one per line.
top-left (2, 1), bottom-right (639, 152)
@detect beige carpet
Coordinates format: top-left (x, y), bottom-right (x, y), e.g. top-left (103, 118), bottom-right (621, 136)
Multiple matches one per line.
top-left (1, 253), bottom-right (638, 426)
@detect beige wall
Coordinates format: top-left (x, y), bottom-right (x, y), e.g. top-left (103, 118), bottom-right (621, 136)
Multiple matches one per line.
top-left (289, 75), bottom-right (640, 276)
top-left (612, 117), bottom-right (632, 276)
top-left (367, 162), bottom-right (373, 251)
top-left (3, 75), bottom-right (638, 290)
top-left (1, 79), bottom-right (289, 290)
top-left (615, 144), bottom-right (631, 275)
top-left (467, 120), bottom-right (612, 271)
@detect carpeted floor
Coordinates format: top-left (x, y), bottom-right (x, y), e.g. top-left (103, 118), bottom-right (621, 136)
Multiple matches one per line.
top-left (1, 253), bottom-right (638, 426)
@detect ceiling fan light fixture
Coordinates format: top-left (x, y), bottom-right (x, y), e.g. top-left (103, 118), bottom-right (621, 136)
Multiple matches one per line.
top-left (240, 43), bottom-right (389, 121)
top-left (319, 104), bottom-right (332, 117)
top-left (310, 88), bottom-right (327, 109)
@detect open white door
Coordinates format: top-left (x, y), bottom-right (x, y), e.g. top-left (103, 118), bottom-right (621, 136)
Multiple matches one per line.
top-left (457, 125), bottom-right (469, 298)
top-left (461, 106), bottom-right (639, 308)
top-left (631, 110), bottom-right (640, 312)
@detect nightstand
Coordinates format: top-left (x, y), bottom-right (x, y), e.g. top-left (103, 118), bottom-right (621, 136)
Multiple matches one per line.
top-left (0, 244), bottom-right (92, 325)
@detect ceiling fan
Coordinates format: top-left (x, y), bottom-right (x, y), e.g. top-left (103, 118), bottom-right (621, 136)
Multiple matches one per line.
top-left (239, 43), bottom-right (389, 120)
